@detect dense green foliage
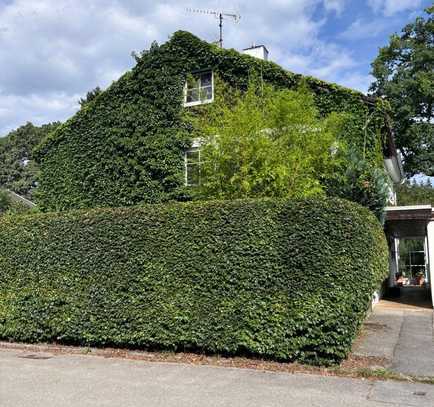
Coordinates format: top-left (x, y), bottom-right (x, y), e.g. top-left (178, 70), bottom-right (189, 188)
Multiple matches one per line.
top-left (324, 146), bottom-right (391, 221)
top-left (79, 87), bottom-right (102, 107)
top-left (396, 180), bottom-right (434, 206)
top-left (0, 122), bottom-right (60, 199)
top-left (192, 82), bottom-right (346, 199)
top-left (191, 80), bottom-right (389, 219)
top-left (0, 190), bottom-right (11, 214)
top-left (0, 198), bottom-right (388, 365)
top-left (35, 31), bottom-right (390, 211)
top-left (370, 6), bottom-right (434, 176)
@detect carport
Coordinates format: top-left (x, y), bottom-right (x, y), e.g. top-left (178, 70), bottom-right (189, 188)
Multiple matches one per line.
top-left (385, 205), bottom-right (434, 307)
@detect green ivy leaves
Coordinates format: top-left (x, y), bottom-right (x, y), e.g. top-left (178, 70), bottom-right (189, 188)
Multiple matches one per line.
top-left (0, 197), bottom-right (388, 365)
top-left (35, 31), bottom-right (390, 212)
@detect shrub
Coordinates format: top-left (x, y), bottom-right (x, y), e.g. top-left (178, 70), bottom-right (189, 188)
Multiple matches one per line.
top-left (0, 190), bottom-right (12, 214)
top-left (324, 146), bottom-right (392, 222)
top-left (0, 198), bottom-right (388, 365)
top-left (190, 80), bottom-right (348, 201)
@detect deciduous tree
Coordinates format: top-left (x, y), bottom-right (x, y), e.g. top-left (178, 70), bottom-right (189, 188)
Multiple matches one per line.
top-left (370, 6), bottom-right (434, 176)
top-left (0, 122), bottom-right (60, 198)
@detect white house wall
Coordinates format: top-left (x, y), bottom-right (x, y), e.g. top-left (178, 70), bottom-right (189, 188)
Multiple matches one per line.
top-left (427, 221), bottom-right (434, 304)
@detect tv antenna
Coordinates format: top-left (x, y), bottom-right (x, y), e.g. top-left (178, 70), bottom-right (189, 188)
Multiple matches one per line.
top-left (187, 8), bottom-right (240, 48)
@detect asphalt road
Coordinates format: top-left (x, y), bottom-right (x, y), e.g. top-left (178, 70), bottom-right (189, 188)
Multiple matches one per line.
top-left (1, 348), bottom-right (434, 407)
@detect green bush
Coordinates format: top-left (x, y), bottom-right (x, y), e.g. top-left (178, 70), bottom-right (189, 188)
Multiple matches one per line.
top-left (0, 198), bottom-right (388, 364)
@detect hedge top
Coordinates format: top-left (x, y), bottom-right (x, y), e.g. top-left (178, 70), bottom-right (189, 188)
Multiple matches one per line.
top-left (34, 31), bottom-right (391, 211)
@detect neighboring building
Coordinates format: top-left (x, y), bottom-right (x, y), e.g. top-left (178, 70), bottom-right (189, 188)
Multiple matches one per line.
top-left (4, 189), bottom-right (36, 208)
top-left (35, 31), bottom-right (404, 211)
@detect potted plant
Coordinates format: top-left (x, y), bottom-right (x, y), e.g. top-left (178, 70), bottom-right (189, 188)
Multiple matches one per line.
top-left (416, 272), bottom-right (425, 286)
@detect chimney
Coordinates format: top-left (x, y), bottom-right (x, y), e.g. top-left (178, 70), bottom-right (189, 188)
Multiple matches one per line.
top-left (243, 44), bottom-right (269, 61)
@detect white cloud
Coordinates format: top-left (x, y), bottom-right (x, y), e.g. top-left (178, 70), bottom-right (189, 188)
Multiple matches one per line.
top-left (338, 72), bottom-right (374, 93)
top-left (0, 91), bottom-right (80, 135)
top-left (0, 0), bottom-right (369, 135)
top-left (323, 0), bottom-right (346, 15)
top-left (339, 18), bottom-right (388, 40)
top-left (0, 0), bottom-right (165, 135)
top-left (367, 0), bottom-right (422, 16)
top-left (280, 43), bottom-right (357, 86)
top-left (310, 44), bottom-right (356, 78)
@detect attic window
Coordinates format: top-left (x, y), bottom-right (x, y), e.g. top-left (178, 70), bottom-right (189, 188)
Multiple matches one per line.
top-left (184, 71), bottom-right (214, 107)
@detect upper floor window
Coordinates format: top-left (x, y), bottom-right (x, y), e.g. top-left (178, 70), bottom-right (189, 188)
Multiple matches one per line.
top-left (184, 71), bottom-right (214, 107)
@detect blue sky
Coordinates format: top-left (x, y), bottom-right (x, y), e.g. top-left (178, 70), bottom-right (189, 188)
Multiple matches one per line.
top-left (0, 0), bottom-right (432, 137)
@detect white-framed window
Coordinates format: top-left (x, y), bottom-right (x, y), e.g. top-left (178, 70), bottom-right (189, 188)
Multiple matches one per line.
top-left (184, 139), bottom-right (202, 186)
top-left (185, 148), bottom-right (201, 186)
top-left (183, 71), bottom-right (214, 107)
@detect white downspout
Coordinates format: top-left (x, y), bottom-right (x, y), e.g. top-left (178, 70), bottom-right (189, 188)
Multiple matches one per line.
top-left (389, 236), bottom-right (399, 287)
top-left (427, 220), bottom-right (434, 308)
top-left (424, 236), bottom-right (429, 284)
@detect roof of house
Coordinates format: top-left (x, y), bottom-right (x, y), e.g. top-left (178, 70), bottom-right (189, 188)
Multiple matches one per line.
top-left (3, 189), bottom-right (36, 208)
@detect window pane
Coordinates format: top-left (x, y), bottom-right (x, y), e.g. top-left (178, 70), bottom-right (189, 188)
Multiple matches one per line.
top-left (186, 150), bottom-right (200, 164)
top-left (187, 163), bottom-right (200, 186)
top-left (186, 89), bottom-right (199, 103)
top-left (185, 71), bottom-right (213, 106)
top-left (187, 76), bottom-right (200, 89)
top-left (199, 86), bottom-right (213, 101)
top-left (200, 72), bottom-right (212, 87)
top-left (186, 148), bottom-right (201, 186)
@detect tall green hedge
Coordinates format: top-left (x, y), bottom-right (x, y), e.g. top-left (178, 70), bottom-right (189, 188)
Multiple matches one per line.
top-left (35, 31), bottom-right (389, 211)
top-left (0, 198), bottom-right (387, 364)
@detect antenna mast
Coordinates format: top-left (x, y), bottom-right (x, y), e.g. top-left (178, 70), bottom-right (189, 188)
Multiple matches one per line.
top-left (187, 8), bottom-right (240, 48)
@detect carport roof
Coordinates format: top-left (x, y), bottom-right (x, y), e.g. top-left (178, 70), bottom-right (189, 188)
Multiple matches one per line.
top-left (386, 205), bottom-right (433, 221)
top-left (385, 205), bottom-right (433, 239)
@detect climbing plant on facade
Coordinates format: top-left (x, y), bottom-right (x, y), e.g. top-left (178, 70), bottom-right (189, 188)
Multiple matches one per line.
top-left (35, 31), bottom-right (392, 212)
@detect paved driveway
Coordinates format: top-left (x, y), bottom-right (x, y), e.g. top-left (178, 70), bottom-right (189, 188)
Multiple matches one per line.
top-left (354, 287), bottom-right (434, 377)
top-left (1, 348), bottom-right (434, 407)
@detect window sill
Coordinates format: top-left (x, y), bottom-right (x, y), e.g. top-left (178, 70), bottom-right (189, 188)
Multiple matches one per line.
top-left (183, 98), bottom-right (214, 108)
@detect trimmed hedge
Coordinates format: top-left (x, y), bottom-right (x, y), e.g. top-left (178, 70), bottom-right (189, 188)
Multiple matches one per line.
top-left (0, 198), bottom-right (388, 364)
top-left (35, 31), bottom-right (389, 211)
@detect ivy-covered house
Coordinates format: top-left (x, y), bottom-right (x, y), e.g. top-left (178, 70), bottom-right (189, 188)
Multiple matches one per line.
top-left (35, 31), bottom-right (404, 211)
